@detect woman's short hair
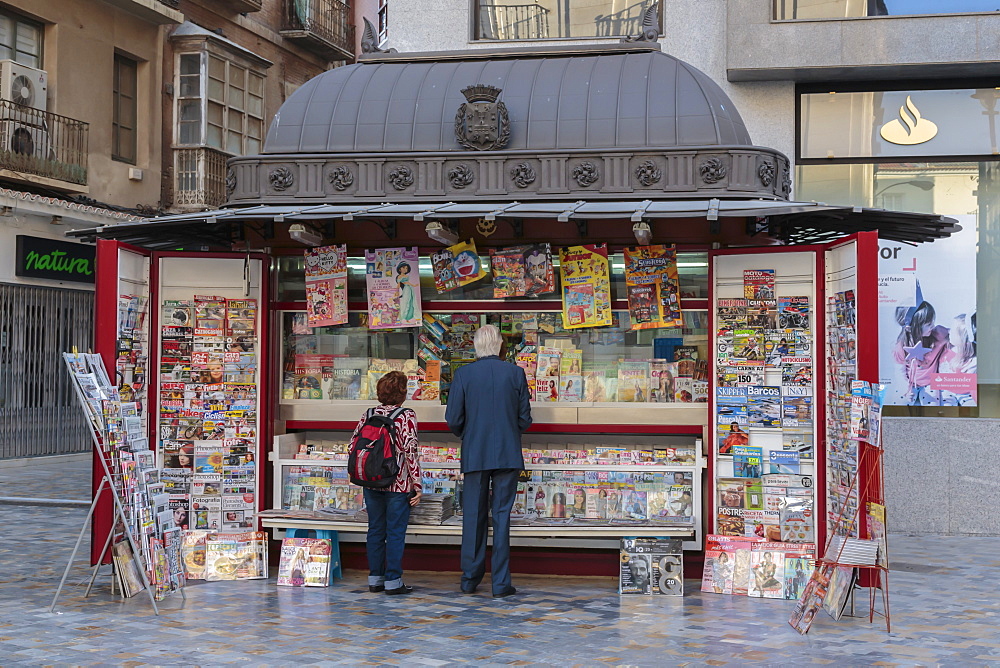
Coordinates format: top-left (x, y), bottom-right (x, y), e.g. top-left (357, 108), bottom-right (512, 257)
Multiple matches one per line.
top-left (376, 370), bottom-right (408, 405)
top-left (473, 324), bottom-right (503, 358)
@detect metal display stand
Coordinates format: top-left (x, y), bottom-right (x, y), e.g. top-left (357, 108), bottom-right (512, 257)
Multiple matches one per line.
top-left (51, 352), bottom-right (184, 615)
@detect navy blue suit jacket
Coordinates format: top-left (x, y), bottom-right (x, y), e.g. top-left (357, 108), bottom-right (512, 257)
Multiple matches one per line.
top-left (445, 355), bottom-right (532, 473)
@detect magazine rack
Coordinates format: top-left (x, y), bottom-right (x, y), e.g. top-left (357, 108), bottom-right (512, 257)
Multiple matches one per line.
top-left (789, 434), bottom-right (889, 634)
top-left (51, 353), bottom-right (185, 615)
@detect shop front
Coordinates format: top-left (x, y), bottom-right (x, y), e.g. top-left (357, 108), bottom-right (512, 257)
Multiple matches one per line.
top-left (73, 42), bottom-right (958, 582)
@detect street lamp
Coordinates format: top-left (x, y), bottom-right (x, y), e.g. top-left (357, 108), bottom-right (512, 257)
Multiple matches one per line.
top-left (874, 179), bottom-right (934, 198)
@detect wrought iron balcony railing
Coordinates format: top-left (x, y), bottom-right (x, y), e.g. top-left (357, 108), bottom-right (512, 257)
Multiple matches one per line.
top-left (479, 3), bottom-right (551, 40)
top-left (0, 100), bottom-right (88, 187)
top-left (595, 0), bottom-right (653, 37)
top-left (173, 146), bottom-right (229, 210)
top-left (281, 0), bottom-right (355, 60)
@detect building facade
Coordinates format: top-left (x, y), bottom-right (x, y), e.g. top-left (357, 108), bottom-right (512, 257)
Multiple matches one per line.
top-left (384, 0), bottom-right (1000, 535)
top-left (0, 0), bottom-right (364, 459)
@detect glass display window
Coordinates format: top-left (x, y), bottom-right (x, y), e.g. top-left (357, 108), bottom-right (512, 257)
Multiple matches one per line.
top-left (271, 430), bottom-right (700, 529)
top-left (276, 251), bottom-right (709, 303)
top-left (280, 308), bottom-right (708, 405)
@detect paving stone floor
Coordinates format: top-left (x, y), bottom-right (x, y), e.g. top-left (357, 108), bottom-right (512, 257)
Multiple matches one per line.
top-left (0, 458), bottom-right (998, 666)
top-left (0, 457), bottom-right (91, 500)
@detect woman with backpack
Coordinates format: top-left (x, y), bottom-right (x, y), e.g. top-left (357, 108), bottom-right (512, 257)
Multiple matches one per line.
top-left (349, 370), bottom-right (422, 595)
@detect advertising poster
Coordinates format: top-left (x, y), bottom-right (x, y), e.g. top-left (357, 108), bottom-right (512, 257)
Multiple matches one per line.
top-left (624, 244), bottom-right (683, 330)
top-left (878, 214), bottom-right (977, 406)
top-left (430, 239), bottom-right (487, 293)
top-left (303, 244), bottom-right (348, 327)
top-left (559, 244), bottom-right (612, 329)
top-left (365, 247), bottom-right (422, 330)
top-left (490, 244), bottom-right (556, 299)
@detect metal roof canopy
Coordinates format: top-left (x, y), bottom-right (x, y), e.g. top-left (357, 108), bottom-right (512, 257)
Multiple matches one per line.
top-left (68, 199), bottom-right (960, 246)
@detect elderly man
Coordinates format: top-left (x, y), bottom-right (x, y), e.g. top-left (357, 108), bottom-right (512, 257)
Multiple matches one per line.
top-left (445, 324), bottom-right (532, 598)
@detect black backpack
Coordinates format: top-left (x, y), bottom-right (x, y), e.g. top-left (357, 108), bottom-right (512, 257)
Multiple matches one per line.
top-left (348, 407), bottom-right (406, 488)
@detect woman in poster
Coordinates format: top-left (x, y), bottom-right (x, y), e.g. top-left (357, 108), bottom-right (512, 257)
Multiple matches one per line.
top-left (940, 312), bottom-right (977, 406)
top-left (396, 262), bottom-right (417, 322)
top-left (893, 300), bottom-right (950, 405)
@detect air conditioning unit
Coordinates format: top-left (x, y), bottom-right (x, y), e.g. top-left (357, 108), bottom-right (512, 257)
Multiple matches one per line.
top-left (0, 119), bottom-right (50, 160)
top-left (0, 61), bottom-right (47, 125)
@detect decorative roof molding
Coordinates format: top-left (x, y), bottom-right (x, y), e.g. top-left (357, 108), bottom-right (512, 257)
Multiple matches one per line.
top-left (227, 145), bottom-right (791, 205)
top-left (621, 5), bottom-right (661, 43)
top-left (170, 22), bottom-right (273, 69)
top-left (0, 188), bottom-right (144, 223)
top-left (360, 17), bottom-right (396, 55)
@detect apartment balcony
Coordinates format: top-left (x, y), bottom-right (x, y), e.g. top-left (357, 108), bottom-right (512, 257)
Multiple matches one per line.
top-left (280, 0), bottom-right (355, 61)
top-left (0, 101), bottom-right (88, 193)
top-left (101, 0), bottom-right (183, 24)
top-left (173, 146), bottom-right (229, 211)
top-left (216, 0), bottom-right (263, 14)
top-left (728, 0), bottom-right (1000, 82)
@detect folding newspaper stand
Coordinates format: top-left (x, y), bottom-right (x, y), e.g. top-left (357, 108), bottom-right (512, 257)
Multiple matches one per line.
top-left (73, 40), bottom-right (958, 587)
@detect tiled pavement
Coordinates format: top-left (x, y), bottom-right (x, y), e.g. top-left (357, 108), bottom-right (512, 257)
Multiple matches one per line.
top-left (1, 459), bottom-right (999, 666)
top-left (0, 456), bottom-right (91, 501)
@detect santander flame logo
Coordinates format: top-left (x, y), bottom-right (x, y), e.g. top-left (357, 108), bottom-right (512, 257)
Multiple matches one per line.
top-left (880, 96), bottom-right (938, 146)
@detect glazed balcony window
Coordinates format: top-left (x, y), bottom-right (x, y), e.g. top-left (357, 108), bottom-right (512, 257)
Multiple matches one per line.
top-left (475, 0), bottom-right (661, 40)
top-left (774, 0), bottom-right (1000, 21)
top-left (172, 51), bottom-right (265, 209)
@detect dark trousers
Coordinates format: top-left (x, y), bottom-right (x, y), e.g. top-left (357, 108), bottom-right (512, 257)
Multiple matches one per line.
top-left (363, 488), bottom-right (411, 589)
top-left (461, 468), bottom-right (519, 594)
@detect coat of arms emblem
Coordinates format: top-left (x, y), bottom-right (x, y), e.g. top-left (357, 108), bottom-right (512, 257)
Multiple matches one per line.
top-left (454, 84), bottom-right (510, 151)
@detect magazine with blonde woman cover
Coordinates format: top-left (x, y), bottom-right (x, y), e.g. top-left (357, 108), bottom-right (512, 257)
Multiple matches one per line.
top-left (277, 537), bottom-right (333, 587)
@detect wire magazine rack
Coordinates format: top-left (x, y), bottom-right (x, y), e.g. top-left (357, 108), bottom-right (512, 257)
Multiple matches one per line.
top-left (51, 352), bottom-right (186, 615)
top-left (789, 432), bottom-right (890, 634)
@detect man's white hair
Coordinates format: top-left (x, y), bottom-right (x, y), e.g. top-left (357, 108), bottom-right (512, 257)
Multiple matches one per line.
top-left (473, 324), bottom-right (503, 358)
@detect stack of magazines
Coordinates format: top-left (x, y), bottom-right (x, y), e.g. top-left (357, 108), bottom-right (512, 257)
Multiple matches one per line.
top-left (409, 494), bottom-right (455, 525)
top-left (825, 535), bottom-right (880, 565)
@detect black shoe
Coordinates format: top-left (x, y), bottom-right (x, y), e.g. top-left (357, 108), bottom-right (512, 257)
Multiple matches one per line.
top-left (385, 584), bottom-right (413, 595)
top-left (492, 586), bottom-right (517, 599)
top-left (460, 585), bottom-right (477, 594)
top-left (369, 584), bottom-right (385, 593)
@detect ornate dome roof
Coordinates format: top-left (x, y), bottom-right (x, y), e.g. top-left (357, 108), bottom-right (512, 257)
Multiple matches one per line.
top-left (264, 44), bottom-right (752, 154)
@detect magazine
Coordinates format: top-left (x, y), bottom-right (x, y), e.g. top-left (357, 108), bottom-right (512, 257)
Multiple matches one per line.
top-left (732, 445), bottom-right (763, 478)
top-left (617, 359), bottom-right (650, 402)
top-left (733, 329), bottom-right (764, 362)
top-left (649, 360), bottom-right (675, 403)
top-left (782, 429), bottom-right (814, 460)
top-left (716, 387), bottom-right (748, 426)
top-left (866, 502), bottom-right (888, 568)
top-left (822, 566), bottom-right (857, 620)
top-left (558, 375), bottom-right (583, 402)
top-left (783, 543), bottom-right (816, 600)
top-left (782, 396), bottom-right (812, 428)
top-left (717, 298), bottom-right (747, 327)
top-left (276, 537), bottom-right (333, 587)
top-left (789, 563), bottom-right (833, 634)
top-left (112, 540), bottom-right (145, 597)
top-left (490, 247), bottom-right (527, 298)
top-left (743, 269), bottom-right (775, 300)
top-left (731, 538), bottom-right (758, 596)
top-left (769, 450), bottom-right (801, 474)
top-left (748, 541), bottom-right (786, 599)
top-left (747, 386), bottom-right (781, 428)
top-left (780, 497), bottom-right (815, 543)
top-left (204, 532), bottom-right (268, 581)
top-left (181, 530), bottom-right (215, 579)
top-left (522, 243), bottom-right (556, 297)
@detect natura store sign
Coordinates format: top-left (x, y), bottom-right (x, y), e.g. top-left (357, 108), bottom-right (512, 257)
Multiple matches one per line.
top-left (15, 235), bottom-right (95, 284)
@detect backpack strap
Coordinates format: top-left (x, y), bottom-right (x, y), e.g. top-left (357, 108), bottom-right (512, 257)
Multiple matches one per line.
top-left (386, 406), bottom-right (408, 452)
